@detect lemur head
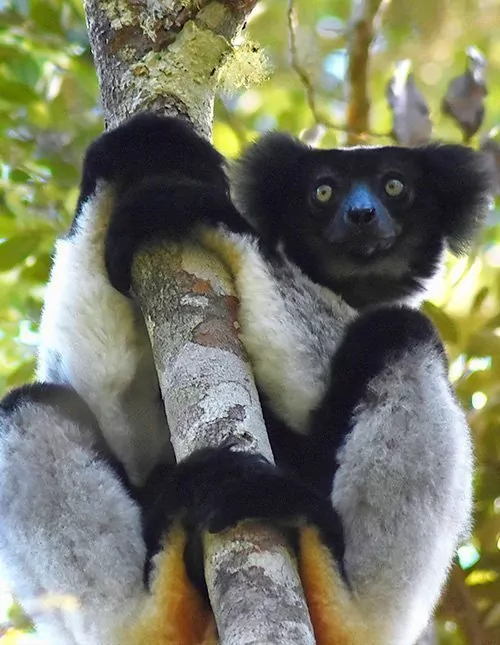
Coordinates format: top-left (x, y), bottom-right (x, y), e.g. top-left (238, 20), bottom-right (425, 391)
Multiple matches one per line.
top-left (232, 135), bottom-right (493, 308)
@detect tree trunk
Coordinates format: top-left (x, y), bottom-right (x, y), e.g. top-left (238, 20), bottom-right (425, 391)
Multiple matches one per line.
top-left (83, 1), bottom-right (316, 642)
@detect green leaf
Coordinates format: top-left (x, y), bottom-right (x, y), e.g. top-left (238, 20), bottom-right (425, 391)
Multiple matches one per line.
top-left (0, 232), bottom-right (42, 271)
top-left (471, 286), bottom-right (489, 314)
top-left (467, 330), bottom-right (500, 357)
top-left (20, 251), bottom-right (52, 283)
top-left (9, 168), bottom-right (32, 183)
top-left (0, 47), bottom-right (42, 87)
top-left (422, 301), bottom-right (459, 344)
top-left (6, 358), bottom-right (36, 388)
top-left (0, 78), bottom-right (38, 104)
top-left (29, 0), bottom-right (63, 36)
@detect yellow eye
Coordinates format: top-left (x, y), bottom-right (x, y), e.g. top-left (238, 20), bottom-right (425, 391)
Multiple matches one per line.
top-left (384, 178), bottom-right (405, 197)
top-left (314, 184), bottom-right (333, 204)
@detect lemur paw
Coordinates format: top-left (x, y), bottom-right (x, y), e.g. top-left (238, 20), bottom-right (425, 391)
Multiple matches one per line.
top-left (142, 446), bottom-right (345, 586)
top-left (104, 179), bottom-right (236, 294)
top-left (80, 113), bottom-right (228, 205)
top-left (82, 113), bottom-right (248, 294)
top-left (80, 113), bottom-right (234, 294)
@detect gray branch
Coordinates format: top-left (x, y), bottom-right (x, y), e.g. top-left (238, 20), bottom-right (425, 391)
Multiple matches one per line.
top-left (83, 1), bottom-right (315, 642)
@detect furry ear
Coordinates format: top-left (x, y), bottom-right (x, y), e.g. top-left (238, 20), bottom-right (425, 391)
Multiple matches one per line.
top-left (418, 144), bottom-right (494, 254)
top-left (231, 133), bottom-right (309, 243)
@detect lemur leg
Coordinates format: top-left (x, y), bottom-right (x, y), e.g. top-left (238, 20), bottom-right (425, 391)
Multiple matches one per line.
top-left (313, 308), bottom-right (473, 645)
top-left (0, 384), bottom-right (147, 645)
top-left (34, 118), bottom-right (218, 484)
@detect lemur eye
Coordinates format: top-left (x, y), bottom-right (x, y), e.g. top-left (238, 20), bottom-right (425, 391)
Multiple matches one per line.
top-left (314, 184), bottom-right (333, 204)
top-left (384, 178), bottom-right (405, 197)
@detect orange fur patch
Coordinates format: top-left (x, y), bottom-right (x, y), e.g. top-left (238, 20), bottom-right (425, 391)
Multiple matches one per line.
top-left (125, 525), bottom-right (217, 645)
top-left (122, 523), bottom-right (372, 645)
top-left (299, 526), bottom-right (370, 645)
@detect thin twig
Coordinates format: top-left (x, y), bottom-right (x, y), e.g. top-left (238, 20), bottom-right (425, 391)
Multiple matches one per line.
top-left (286, 0), bottom-right (391, 143)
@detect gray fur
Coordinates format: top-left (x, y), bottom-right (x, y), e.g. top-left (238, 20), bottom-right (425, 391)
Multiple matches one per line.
top-left (0, 389), bottom-right (146, 644)
top-left (218, 229), bottom-right (473, 643)
top-left (332, 343), bottom-right (472, 644)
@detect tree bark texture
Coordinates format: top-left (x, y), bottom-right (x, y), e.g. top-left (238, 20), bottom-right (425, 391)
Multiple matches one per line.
top-left (85, 0), bottom-right (254, 135)
top-left (83, 1), bottom-right (316, 642)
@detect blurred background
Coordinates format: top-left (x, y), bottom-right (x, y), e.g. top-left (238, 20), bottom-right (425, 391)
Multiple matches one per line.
top-left (0, 0), bottom-right (499, 643)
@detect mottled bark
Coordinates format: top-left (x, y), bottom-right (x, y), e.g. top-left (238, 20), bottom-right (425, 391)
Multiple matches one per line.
top-left (83, 1), bottom-right (315, 642)
top-left (132, 243), bottom-right (315, 644)
top-left (84, 0), bottom-right (255, 135)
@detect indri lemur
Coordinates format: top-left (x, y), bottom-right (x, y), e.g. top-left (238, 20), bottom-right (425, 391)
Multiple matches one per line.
top-left (0, 114), bottom-right (491, 645)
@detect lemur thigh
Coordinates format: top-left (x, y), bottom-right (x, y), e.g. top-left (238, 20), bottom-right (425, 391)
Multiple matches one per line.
top-left (0, 385), bottom-right (147, 645)
top-left (320, 309), bottom-right (473, 645)
top-left (37, 171), bottom-right (171, 487)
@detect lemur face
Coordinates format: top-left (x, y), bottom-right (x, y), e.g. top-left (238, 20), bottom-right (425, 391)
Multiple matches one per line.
top-left (233, 136), bottom-right (492, 308)
top-left (302, 147), bottom-right (426, 260)
top-left (291, 147), bottom-right (444, 305)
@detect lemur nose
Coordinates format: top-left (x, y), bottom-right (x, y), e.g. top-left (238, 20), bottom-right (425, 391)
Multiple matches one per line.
top-left (346, 207), bottom-right (377, 227)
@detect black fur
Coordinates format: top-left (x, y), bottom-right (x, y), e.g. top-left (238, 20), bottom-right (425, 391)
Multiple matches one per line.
top-left (141, 445), bottom-right (346, 597)
top-left (105, 178), bottom-right (251, 294)
top-left (71, 113), bottom-right (254, 294)
top-left (268, 307), bottom-right (445, 495)
top-left (81, 115), bottom-right (492, 305)
top-left (73, 114), bottom-right (229, 229)
top-left (233, 135), bottom-right (493, 308)
top-left (0, 382), bottom-right (61, 412)
top-left (418, 143), bottom-right (493, 253)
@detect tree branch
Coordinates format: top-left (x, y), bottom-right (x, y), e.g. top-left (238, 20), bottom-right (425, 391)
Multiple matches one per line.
top-left (83, 1), bottom-right (316, 642)
top-left (346, 0), bottom-right (389, 144)
top-left (132, 244), bottom-right (315, 643)
top-left (84, 0), bottom-right (254, 134)
top-left (286, 0), bottom-right (390, 143)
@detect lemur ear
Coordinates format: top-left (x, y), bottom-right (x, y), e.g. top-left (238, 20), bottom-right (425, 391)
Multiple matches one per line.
top-left (418, 144), bottom-right (494, 255)
top-left (231, 133), bottom-right (308, 242)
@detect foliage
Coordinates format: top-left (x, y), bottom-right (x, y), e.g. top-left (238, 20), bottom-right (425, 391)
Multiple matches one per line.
top-left (0, 0), bottom-right (500, 642)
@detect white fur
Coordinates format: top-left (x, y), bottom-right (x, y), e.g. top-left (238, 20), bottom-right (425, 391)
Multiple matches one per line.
top-left (0, 399), bottom-right (147, 645)
top-left (332, 345), bottom-right (473, 645)
top-left (37, 185), bottom-right (173, 485)
top-left (221, 232), bottom-right (356, 433)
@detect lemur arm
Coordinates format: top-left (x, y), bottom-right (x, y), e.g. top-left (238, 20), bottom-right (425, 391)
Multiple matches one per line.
top-left (314, 307), bottom-right (473, 644)
top-left (34, 118), bottom-right (226, 484)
